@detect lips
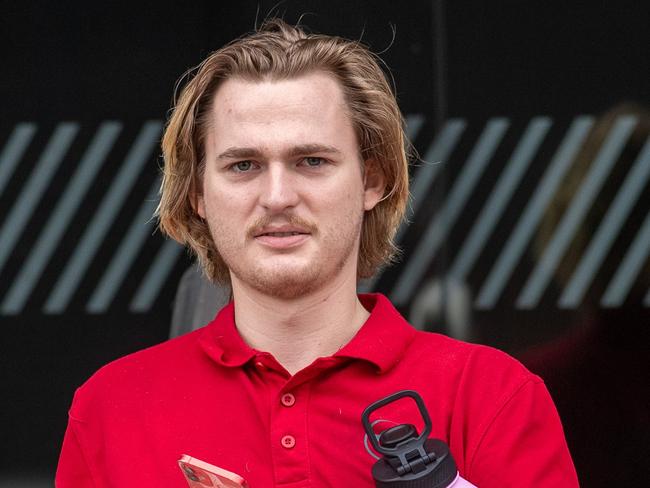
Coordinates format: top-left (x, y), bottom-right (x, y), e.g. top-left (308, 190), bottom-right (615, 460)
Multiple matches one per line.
top-left (253, 224), bottom-right (311, 238)
top-left (258, 231), bottom-right (305, 237)
top-left (252, 225), bottom-right (311, 249)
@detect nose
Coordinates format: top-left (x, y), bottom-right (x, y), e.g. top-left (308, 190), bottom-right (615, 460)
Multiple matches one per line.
top-left (258, 162), bottom-right (300, 212)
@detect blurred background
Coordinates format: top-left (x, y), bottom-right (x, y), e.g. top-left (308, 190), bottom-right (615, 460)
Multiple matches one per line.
top-left (1, 1), bottom-right (648, 486)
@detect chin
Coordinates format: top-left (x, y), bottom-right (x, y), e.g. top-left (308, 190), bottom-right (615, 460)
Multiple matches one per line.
top-left (239, 264), bottom-right (325, 300)
top-left (253, 274), bottom-right (322, 299)
top-left (227, 249), bottom-right (353, 299)
top-left (263, 281), bottom-right (319, 300)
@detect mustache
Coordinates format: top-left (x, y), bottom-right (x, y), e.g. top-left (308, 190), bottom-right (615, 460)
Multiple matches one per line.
top-left (246, 214), bottom-right (318, 239)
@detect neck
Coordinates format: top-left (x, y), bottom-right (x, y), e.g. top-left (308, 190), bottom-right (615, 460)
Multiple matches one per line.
top-left (230, 272), bottom-right (370, 375)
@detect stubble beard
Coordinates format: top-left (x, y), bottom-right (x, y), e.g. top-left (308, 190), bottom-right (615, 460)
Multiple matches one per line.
top-left (209, 212), bottom-right (364, 300)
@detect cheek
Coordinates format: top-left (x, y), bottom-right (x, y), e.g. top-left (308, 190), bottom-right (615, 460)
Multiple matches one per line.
top-left (340, 177), bottom-right (367, 207)
top-left (316, 183), bottom-right (365, 226)
top-left (202, 184), bottom-right (244, 226)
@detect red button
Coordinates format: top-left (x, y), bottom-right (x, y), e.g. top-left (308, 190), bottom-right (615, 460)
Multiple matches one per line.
top-left (281, 393), bottom-right (296, 407)
top-left (281, 435), bottom-right (296, 449)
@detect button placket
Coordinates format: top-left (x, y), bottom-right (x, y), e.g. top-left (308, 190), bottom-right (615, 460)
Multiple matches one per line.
top-left (278, 391), bottom-right (297, 451)
top-left (270, 384), bottom-right (311, 484)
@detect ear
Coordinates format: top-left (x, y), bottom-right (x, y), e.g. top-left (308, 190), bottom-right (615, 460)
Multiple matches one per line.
top-left (190, 187), bottom-right (206, 219)
top-left (195, 195), bottom-right (206, 219)
top-left (190, 175), bottom-right (206, 219)
top-left (363, 159), bottom-right (386, 211)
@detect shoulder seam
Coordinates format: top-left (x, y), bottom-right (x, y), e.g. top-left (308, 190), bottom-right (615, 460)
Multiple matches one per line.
top-left (67, 386), bottom-right (89, 424)
top-left (66, 413), bottom-right (100, 487)
top-left (466, 376), bottom-right (543, 477)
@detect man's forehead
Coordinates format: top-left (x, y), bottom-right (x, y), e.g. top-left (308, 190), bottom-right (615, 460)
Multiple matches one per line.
top-left (205, 73), bottom-right (358, 155)
top-left (210, 72), bottom-right (348, 116)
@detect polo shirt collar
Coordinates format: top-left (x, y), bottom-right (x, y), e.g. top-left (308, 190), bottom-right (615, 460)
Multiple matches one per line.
top-left (333, 294), bottom-right (416, 373)
top-left (198, 293), bottom-right (416, 374)
top-left (198, 302), bottom-right (256, 368)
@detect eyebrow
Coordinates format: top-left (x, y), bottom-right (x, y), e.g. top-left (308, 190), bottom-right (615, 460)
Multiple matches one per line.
top-left (216, 143), bottom-right (342, 160)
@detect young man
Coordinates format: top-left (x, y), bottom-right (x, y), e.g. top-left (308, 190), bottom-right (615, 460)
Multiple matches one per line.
top-left (56, 20), bottom-right (579, 486)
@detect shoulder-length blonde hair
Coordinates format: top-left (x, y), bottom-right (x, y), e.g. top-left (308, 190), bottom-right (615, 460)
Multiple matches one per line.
top-left (158, 18), bottom-right (410, 284)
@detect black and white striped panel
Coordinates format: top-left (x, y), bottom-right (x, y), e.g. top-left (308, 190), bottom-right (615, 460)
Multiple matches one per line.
top-left (0, 115), bottom-right (648, 315)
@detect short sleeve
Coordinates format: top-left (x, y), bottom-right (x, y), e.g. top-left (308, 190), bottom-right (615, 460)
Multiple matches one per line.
top-left (467, 379), bottom-right (579, 487)
top-left (55, 397), bottom-right (96, 487)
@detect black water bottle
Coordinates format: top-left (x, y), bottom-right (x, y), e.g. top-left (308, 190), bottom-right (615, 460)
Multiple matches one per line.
top-left (361, 390), bottom-right (476, 488)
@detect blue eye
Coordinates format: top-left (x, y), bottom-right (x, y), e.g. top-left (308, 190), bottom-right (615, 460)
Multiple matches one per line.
top-left (304, 157), bottom-right (323, 167)
top-left (232, 161), bottom-right (253, 172)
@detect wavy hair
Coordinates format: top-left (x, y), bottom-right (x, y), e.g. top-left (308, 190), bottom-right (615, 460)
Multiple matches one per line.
top-left (158, 18), bottom-right (410, 284)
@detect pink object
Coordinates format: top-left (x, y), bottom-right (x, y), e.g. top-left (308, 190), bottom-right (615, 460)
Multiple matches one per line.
top-left (450, 472), bottom-right (478, 487)
top-left (178, 454), bottom-right (248, 488)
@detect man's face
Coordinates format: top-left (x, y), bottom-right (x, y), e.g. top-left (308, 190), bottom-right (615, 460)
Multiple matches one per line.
top-left (198, 72), bottom-right (384, 299)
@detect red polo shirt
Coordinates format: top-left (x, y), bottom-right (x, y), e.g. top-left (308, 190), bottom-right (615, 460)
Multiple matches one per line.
top-left (56, 294), bottom-right (578, 487)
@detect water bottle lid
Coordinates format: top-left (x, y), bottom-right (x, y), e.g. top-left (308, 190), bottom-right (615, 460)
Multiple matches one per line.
top-left (371, 439), bottom-right (458, 488)
top-left (379, 424), bottom-right (418, 449)
top-left (362, 391), bottom-right (459, 487)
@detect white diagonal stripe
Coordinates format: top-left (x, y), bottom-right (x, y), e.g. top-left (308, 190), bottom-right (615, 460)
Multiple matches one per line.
top-left (404, 114), bottom-right (425, 142)
top-left (130, 240), bottom-right (183, 312)
top-left (559, 135), bottom-right (650, 308)
top-left (517, 116), bottom-right (638, 309)
top-left (476, 116), bottom-right (594, 309)
top-left (0, 123), bottom-right (78, 275)
top-left (86, 180), bottom-right (159, 313)
top-left (44, 121), bottom-right (162, 313)
top-left (0, 123), bottom-right (37, 196)
top-left (601, 210), bottom-right (650, 307)
top-left (359, 118), bottom-right (466, 293)
top-left (1, 123), bottom-right (122, 314)
top-left (405, 118), bottom-right (467, 231)
top-left (391, 118), bottom-right (509, 305)
top-left (449, 117), bottom-right (552, 282)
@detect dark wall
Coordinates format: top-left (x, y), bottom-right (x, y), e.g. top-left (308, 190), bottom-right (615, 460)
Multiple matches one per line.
top-left (1, 1), bottom-right (648, 486)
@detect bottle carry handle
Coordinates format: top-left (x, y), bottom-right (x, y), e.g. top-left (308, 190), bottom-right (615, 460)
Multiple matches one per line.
top-left (361, 390), bottom-right (433, 458)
